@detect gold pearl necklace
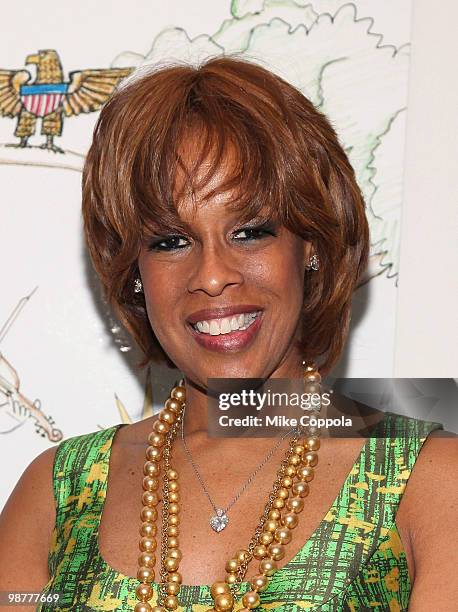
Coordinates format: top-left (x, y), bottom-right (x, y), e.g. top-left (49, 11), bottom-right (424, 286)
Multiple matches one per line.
top-left (134, 366), bottom-right (322, 611)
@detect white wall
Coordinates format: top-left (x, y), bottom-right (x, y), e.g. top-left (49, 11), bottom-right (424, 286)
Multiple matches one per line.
top-left (395, 0), bottom-right (458, 376)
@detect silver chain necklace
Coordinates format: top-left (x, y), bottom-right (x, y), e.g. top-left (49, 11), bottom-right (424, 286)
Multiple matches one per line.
top-left (180, 401), bottom-right (295, 533)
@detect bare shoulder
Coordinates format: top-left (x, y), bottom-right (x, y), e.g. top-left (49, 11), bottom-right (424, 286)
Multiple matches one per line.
top-left (399, 428), bottom-right (458, 608)
top-left (0, 444), bottom-right (58, 592)
top-left (406, 427), bottom-right (457, 487)
top-left (401, 428), bottom-right (458, 520)
top-left (0, 443), bottom-right (58, 532)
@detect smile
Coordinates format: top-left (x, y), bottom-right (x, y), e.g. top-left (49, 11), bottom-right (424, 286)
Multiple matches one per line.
top-left (186, 308), bottom-right (264, 352)
top-left (192, 311), bottom-right (259, 335)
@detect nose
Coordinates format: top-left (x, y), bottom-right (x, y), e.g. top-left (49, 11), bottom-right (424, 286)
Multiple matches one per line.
top-left (186, 245), bottom-right (244, 296)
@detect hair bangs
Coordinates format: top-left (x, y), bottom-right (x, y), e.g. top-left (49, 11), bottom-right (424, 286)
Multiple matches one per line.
top-left (129, 73), bottom-right (293, 240)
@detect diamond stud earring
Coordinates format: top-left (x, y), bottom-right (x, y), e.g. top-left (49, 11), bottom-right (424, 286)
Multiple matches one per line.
top-left (134, 277), bottom-right (143, 293)
top-left (306, 254), bottom-right (320, 271)
top-left (310, 253), bottom-right (320, 270)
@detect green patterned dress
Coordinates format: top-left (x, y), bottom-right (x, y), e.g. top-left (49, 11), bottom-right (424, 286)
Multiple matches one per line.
top-left (37, 411), bottom-right (443, 611)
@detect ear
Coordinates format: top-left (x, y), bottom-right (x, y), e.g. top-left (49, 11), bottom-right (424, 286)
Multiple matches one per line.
top-left (303, 240), bottom-right (314, 268)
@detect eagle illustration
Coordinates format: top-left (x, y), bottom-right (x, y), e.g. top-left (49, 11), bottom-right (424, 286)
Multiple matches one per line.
top-left (0, 50), bottom-right (132, 153)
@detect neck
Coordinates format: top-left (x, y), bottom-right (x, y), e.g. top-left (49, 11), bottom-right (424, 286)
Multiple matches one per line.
top-left (181, 355), bottom-right (307, 437)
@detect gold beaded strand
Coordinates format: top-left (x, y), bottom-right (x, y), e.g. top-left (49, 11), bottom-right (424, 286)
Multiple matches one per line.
top-left (135, 364), bottom-right (323, 611)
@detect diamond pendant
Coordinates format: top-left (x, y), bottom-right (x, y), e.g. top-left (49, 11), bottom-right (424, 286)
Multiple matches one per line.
top-left (210, 508), bottom-right (229, 532)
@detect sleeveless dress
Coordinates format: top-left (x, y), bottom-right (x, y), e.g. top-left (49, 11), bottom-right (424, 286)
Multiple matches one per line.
top-left (37, 411), bottom-right (443, 611)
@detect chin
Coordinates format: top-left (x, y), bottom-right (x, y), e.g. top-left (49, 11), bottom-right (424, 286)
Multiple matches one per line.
top-left (201, 360), bottom-right (266, 383)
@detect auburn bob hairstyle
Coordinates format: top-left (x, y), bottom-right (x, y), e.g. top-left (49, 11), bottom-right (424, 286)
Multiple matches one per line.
top-left (82, 56), bottom-right (369, 376)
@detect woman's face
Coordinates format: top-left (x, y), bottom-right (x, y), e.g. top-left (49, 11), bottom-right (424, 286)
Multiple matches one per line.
top-left (137, 160), bottom-right (312, 388)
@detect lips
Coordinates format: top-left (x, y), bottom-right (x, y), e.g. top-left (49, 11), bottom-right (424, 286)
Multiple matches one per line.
top-left (186, 304), bottom-right (263, 325)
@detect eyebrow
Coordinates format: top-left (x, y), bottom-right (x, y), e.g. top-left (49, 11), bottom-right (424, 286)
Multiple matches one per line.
top-left (142, 206), bottom-right (278, 238)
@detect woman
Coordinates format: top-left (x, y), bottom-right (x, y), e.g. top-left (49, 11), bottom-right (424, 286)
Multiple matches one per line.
top-left (0, 57), bottom-right (456, 612)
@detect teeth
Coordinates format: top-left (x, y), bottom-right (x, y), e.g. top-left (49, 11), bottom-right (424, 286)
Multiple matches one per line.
top-left (209, 320), bottom-right (220, 335)
top-left (220, 318), bottom-right (232, 334)
top-left (230, 316), bottom-right (239, 331)
top-left (238, 313), bottom-right (256, 331)
top-left (193, 312), bottom-right (259, 335)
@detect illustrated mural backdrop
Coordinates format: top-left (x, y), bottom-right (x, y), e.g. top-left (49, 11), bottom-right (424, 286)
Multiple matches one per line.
top-left (0, 0), bottom-right (414, 508)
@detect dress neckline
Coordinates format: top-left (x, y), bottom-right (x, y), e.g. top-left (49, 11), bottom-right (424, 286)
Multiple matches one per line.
top-left (94, 411), bottom-right (392, 590)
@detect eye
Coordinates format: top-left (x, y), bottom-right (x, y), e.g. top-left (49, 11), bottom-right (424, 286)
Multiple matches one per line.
top-left (232, 223), bottom-right (277, 241)
top-left (147, 235), bottom-right (190, 251)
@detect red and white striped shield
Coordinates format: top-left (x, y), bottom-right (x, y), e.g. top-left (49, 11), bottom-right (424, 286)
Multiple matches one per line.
top-left (20, 83), bottom-right (68, 117)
